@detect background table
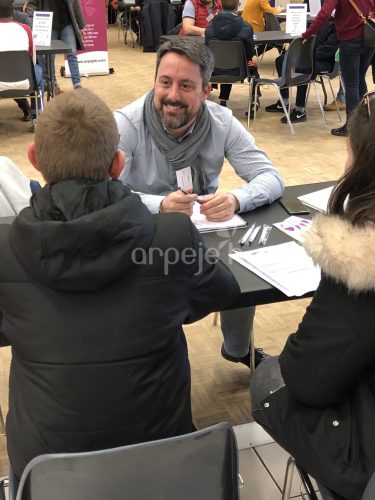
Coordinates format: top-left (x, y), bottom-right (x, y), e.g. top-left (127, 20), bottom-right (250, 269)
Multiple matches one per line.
top-left (202, 181), bottom-right (334, 309)
top-left (36, 40), bottom-right (72, 100)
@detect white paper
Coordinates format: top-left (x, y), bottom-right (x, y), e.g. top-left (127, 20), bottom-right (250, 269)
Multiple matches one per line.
top-left (309, 0), bottom-right (321, 16)
top-left (298, 186), bottom-right (333, 213)
top-left (32, 11), bottom-right (53, 46)
top-left (176, 167), bottom-right (193, 191)
top-left (229, 241), bottom-right (320, 297)
top-left (191, 202), bottom-right (246, 232)
top-left (273, 216), bottom-right (312, 243)
top-left (286, 4), bottom-right (307, 35)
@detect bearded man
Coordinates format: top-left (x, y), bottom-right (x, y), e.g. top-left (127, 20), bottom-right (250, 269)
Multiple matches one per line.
top-left (114, 39), bottom-right (284, 372)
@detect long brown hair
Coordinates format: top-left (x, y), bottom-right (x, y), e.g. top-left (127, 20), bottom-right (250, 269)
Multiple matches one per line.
top-left (328, 96), bottom-right (375, 225)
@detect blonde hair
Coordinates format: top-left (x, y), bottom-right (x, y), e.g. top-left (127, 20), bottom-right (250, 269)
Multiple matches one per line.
top-left (35, 89), bottom-right (119, 183)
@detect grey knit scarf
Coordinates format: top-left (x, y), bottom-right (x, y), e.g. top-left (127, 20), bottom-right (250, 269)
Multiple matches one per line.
top-left (144, 90), bottom-right (211, 194)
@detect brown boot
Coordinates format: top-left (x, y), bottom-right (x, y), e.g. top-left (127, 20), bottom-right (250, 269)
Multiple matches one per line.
top-left (323, 99), bottom-right (346, 111)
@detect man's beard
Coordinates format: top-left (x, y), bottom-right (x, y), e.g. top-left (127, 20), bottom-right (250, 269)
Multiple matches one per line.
top-left (156, 99), bottom-right (191, 129)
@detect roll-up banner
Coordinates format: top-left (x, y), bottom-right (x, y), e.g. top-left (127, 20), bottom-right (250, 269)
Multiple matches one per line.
top-left (64, 0), bottom-right (109, 77)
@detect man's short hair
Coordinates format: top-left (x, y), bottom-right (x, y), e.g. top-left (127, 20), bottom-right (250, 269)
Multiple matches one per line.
top-left (156, 39), bottom-right (215, 87)
top-left (35, 89), bottom-right (119, 184)
top-left (0, 0), bottom-right (14, 17)
top-left (221, 0), bottom-right (239, 10)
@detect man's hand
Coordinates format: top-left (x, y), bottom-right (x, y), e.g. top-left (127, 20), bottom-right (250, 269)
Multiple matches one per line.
top-left (199, 193), bottom-right (240, 222)
top-left (159, 189), bottom-right (197, 216)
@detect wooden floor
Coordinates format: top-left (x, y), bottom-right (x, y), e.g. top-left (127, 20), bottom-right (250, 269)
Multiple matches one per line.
top-left (0, 22), bottom-right (373, 477)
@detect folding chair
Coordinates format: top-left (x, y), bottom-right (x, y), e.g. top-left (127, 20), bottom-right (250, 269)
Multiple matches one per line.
top-left (208, 40), bottom-right (254, 127)
top-left (256, 13), bottom-right (285, 66)
top-left (13, 422), bottom-right (240, 500)
top-left (282, 457), bottom-right (375, 500)
top-left (307, 61), bottom-right (343, 123)
top-left (251, 36), bottom-right (316, 134)
top-left (0, 51), bottom-right (43, 130)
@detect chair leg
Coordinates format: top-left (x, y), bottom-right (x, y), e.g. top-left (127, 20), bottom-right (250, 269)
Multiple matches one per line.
top-left (281, 456), bottom-right (296, 500)
top-left (326, 77), bottom-right (342, 122)
top-left (248, 78), bottom-right (254, 129)
top-left (276, 86), bottom-right (294, 134)
top-left (282, 457), bottom-right (319, 500)
top-left (311, 81), bottom-right (327, 125)
top-left (212, 311), bottom-right (219, 326)
top-left (252, 83), bottom-right (260, 130)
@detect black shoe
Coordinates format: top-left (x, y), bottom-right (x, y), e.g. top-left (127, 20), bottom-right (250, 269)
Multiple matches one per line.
top-left (265, 100), bottom-right (284, 113)
top-left (22, 110), bottom-right (32, 122)
top-left (245, 100), bottom-right (260, 119)
top-left (221, 344), bottom-right (270, 369)
top-left (331, 123), bottom-right (348, 137)
top-left (219, 100), bottom-right (227, 107)
top-left (254, 348), bottom-right (270, 367)
top-left (281, 108), bottom-right (307, 124)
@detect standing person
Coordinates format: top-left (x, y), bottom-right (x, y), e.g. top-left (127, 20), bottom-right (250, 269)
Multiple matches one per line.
top-left (251, 93), bottom-right (375, 499)
top-left (241, 0), bottom-right (282, 33)
top-left (114, 39), bottom-right (284, 370)
top-left (301, 0), bottom-right (375, 137)
top-left (26, 0), bottom-right (86, 90)
top-left (205, 0), bottom-right (255, 108)
top-left (179, 0), bottom-right (222, 35)
top-left (0, 88), bottom-right (240, 494)
top-left (0, 0), bottom-right (44, 125)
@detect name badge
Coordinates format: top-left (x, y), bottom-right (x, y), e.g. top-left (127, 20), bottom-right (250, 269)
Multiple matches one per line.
top-left (206, 13), bottom-right (214, 22)
top-left (176, 166), bottom-right (193, 190)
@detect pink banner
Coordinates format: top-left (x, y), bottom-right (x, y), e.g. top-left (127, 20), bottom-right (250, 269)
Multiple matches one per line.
top-left (65, 0), bottom-right (109, 76)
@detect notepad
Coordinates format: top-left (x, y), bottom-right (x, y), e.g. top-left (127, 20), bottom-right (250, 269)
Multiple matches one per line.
top-left (191, 202), bottom-right (246, 233)
top-left (229, 241), bottom-right (320, 297)
top-left (298, 186), bottom-right (333, 213)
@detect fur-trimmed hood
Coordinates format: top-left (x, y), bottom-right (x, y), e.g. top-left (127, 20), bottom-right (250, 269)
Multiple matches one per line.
top-left (302, 214), bottom-right (375, 292)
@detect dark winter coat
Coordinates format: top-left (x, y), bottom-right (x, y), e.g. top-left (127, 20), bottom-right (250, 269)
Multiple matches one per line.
top-left (0, 179), bottom-right (240, 479)
top-left (140, 0), bottom-right (176, 52)
top-left (265, 214), bottom-right (375, 499)
top-left (205, 11), bottom-right (255, 61)
top-left (26, 0), bottom-right (85, 50)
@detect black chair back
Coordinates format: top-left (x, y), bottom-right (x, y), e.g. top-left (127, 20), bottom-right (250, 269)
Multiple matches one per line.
top-left (15, 423), bottom-right (239, 500)
top-left (280, 36), bottom-right (316, 88)
top-left (0, 51), bottom-right (37, 99)
top-left (208, 40), bottom-right (249, 84)
top-left (264, 12), bottom-right (281, 31)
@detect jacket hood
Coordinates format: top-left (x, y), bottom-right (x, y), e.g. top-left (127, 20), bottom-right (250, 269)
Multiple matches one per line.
top-left (10, 179), bottom-right (155, 292)
top-left (212, 12), bottom-right (244, 39)
top-left (302, 214), bottom-right (375, 292)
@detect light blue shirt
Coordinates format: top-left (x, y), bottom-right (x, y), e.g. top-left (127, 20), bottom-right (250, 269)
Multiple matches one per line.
top-left (114, 94), bottom-right (284, 214)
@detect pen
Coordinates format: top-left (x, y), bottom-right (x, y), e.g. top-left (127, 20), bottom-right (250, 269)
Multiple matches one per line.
top-left (247, 225), bottom-right (261, 245)
top-left (258, 224), bottom-right (272, 246)
top-left (179, 187), bottom-right (203, 204)
top-left (240, 222), bottom-right (256, 246)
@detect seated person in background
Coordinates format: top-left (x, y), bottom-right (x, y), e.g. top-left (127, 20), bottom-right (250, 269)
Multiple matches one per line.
top-left (205, 0), bottom-right (255, 108)
top-left (265, 19), bottom-right (338, 123)
top-left (241, 0), bottom-right (282, 33)
top-left (113, 0), bottom-right (143, 41)
top-left (114, 39), bottom-right (284, 370)
top-left (251, 94), bottom-right (375, 499)
top-left (0, 0), bottom-right (44, 124)
top-left (179, 0), bottom-right (222, 35)
top-left (0, 88), bottom-right (240, 489)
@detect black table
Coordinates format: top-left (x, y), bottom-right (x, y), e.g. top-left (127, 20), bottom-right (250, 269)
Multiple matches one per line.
top-left (36, 40), bottom-right (72, 100)
top-left (160, 31), bottom-right (296, 46)
top-left (202, 181), bottom-right (334, 309)
top-left (253, 31), bottom-right (296, 45)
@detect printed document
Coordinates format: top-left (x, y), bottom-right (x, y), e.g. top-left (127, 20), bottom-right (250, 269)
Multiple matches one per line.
top-left (191, 202), bottom-right (246, 232)
top-left (229, 241), bottom-right (320, 297)
top-left (273, 216), bottom-right (312, 243)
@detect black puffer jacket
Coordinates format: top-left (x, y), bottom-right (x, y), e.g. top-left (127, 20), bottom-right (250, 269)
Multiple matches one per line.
top-left (0, 179), bottom-right (240, 479)
top-left (205, 11), bottom-right (255, 61)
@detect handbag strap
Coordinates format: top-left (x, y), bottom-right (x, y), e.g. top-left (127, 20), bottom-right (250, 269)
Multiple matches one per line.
top-left (347, 0), bottom-right (367, 21)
